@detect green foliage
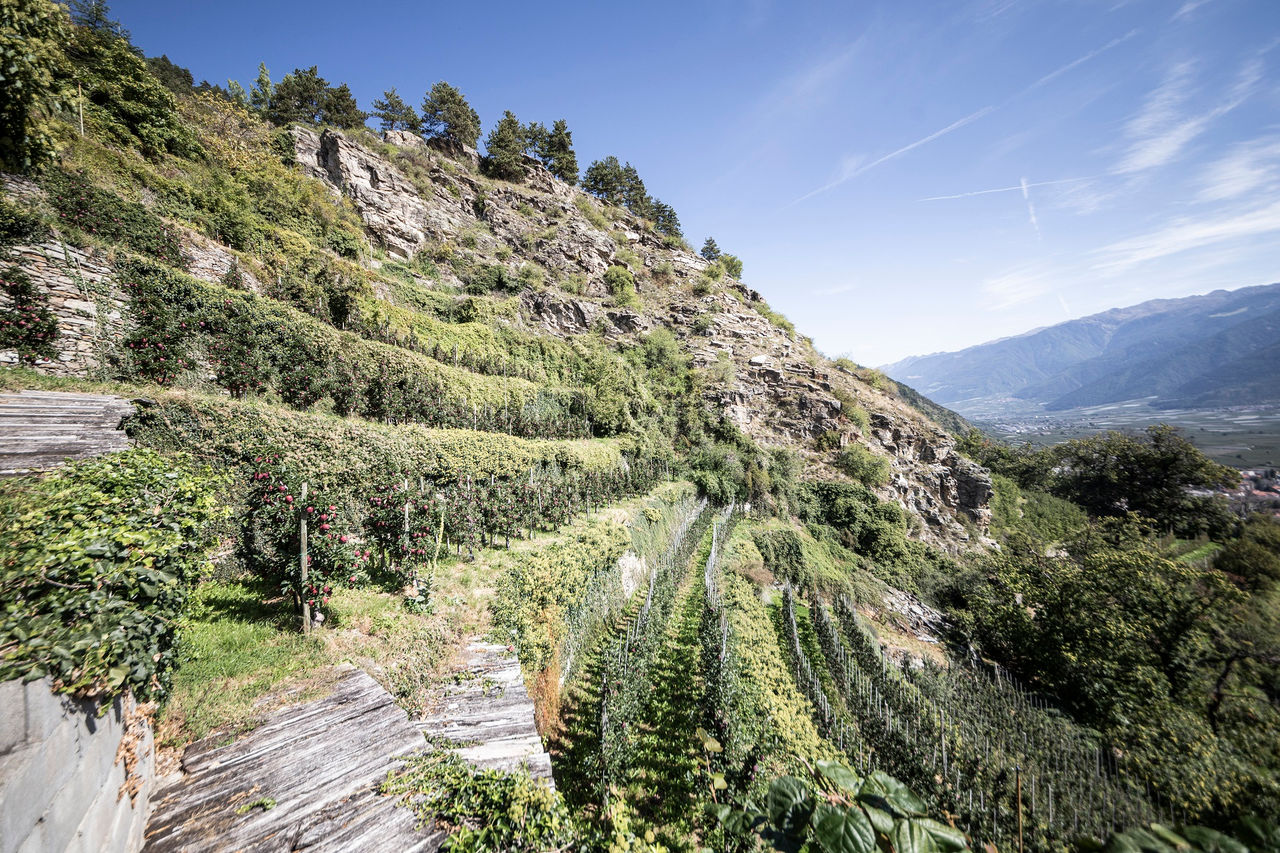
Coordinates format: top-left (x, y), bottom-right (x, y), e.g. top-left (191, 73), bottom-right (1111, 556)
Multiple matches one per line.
top-left (421, 81), bottom-right (481, 147)
top-left (249, 62), bottom-right (272, 113)
top-left (383, 751), bottom-right (666, 853)
top-left (651, 199), bottom-right (681, 239)
top-left (710, 761), bottom-right (969, 853)
top-left (383, 752), bottom-right (580, 851)
top-left (582, 155), bottom-right (626, 205)
top-left (265, 66), bottom-right (365, 128)
top-left (145, 54), bottom-right (194, 94)
top-left (721, 253), bottom-right (743, 280)
top-left (112, 259), bottom-right (605, 435)
top-left (751, 297), bottom-right (796, 336)
top-left (963, 426), bottom-right (1238, 539)
top-left (0, 266), bottom-right (58, 364)
top-left (0, 449), bottom-right (223, 701)
top-left (706, 525), bottom-right (834, 800)
top-left (944, 518), bottom-right (1273, 818)
top-left (0, 193), bottom-right (51, 249)
top-left (834, 444), bottom-right (891, 487)
top-left (531, 118), bottom-right (577, 185)
top-left (831, 390), bottom-right (869, 433)
top-left (1051, 426), bottom-right (1238, 538)
top-left (1100, 820), bottom-right (1280, 853)
top-left (482, 110), bottom-right (527, 181)
top-left (60, 22), bottom-right (197, 158)
top-left (370, 86), bottom-right (421, 133)
top-left (243, 456), bottom-right (365, 609)
top-left (604, 264), bottom-right (637, 307)
top-left (574, 194), bottom-right (609, 229)
top-left (701, 238), bottom-right (721, 261)
top-left (0, 0), bottom-right (70, 173)
top-left (40, 169), bottom-right (185, 265)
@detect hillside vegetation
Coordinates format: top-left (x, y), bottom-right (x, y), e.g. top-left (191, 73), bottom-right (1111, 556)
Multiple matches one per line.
top-left (1, 4), bottom-right (1279, 852)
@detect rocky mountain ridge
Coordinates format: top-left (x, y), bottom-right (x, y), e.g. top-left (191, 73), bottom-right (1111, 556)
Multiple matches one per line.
top-left (884, 283), bottom-right (1280, 415)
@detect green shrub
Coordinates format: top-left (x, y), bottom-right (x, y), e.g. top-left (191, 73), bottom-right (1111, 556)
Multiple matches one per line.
top-left (834, 444), bottom-right (891, 487)
top-left (61, 26), bottom-right (197, 159)
top-left (692, 277), bottom-right (712, 297)
top-left (604, 264), bottom-right (637, 307)
top-left (574, 194), bottom-right (609, 229)
top-left (40, 169), bottom-right (186, 266)
top-left (0, 449), bottom-right (223, 701)
top-left (815, 430), bottom-right (842, 452)
top-left (0, 194), bottom-right (50, 248)
top-left (703, 260), bottom-right (724, 281)
top-left (0, 266), bottom-right (58, 364)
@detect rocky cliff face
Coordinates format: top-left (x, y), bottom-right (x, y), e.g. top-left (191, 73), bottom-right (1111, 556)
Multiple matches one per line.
top-left (289, 128), bottom-right (992, 549)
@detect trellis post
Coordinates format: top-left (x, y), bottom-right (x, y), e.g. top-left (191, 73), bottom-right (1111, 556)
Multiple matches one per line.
top-left (300, 481), bottom-right (310, 634)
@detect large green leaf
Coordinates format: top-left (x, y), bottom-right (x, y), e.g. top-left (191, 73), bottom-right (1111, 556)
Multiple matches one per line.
top-left (816, 760), bottom-right (864, 796)
top-left (891, 818), bottom-right (942, 853)
top-left (1180, 826), bottom-right (1249, 853)
top-left (767, 776), bottom-right (815, 841)
top-left (859, 770), bottom-right (926, 818)
top-left (812, 803), bottom-right (876, 853)
top-left (913, 818), bottom-right (968, 852)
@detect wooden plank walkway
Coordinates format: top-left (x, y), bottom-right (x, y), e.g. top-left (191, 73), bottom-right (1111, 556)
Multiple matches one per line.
top-left (144, 666), bottom-right (442, 852)
top-left (416, 641), bottom-right (555, 784)
top-left (0, 390), bottom-right (134, 476)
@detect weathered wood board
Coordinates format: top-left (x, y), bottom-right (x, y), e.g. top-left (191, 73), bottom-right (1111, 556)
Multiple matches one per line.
top-left (416, 641), bottom-right (555, 784)
top-left (0, 390), bottom-right (134, 475)
top-left (144, 666), bottom-right (441, 852)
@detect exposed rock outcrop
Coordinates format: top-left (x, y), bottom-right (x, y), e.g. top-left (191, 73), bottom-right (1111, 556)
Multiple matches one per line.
top-left (289, 128), bottom-right (993, 550)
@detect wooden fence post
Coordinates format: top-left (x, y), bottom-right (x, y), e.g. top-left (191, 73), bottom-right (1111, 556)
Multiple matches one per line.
top-left (300, 481), bottom-right (310, 634)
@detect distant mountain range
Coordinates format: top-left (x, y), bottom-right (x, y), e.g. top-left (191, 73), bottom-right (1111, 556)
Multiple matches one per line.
top-left (882, 283), bottom-right (1280, 416)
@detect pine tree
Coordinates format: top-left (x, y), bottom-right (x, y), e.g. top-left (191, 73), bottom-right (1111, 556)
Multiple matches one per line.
top-left (268, 66), bottom-right (327, 125)
top-left (226, 80), bottom-right (249, 107)
top-left (421, 81), bottom-right (481, 147)
top-left (701, 238), bottom-right (721, 262)
top-left (249, 63), bottom-right (272, 114)
top-left (651, 199), bottom-right (682, 239)
top-left (321, 83), bottom-right (365, 129)
top-left (371, 87), bottom-right (420, 133)
top-left (146, 55), bottom-right (193, 94)
top-left (620, 162), bottom-right (652, 218)
top-left (67, 0), bottom-right (129, 41)
top-left (544, 119), bottom-right (578, 185)
top-left (483, 110), bottom-right (526, 182)
top-left (582, 156), bottom-right (625, 205)
top-left (524, 121), bottom-right (548, 159)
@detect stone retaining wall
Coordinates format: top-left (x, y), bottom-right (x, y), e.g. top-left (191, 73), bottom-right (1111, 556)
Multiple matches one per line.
top-left (0, 241), bottom-right (124, 377)
top-left (0, 679), bottom-right (155, 853)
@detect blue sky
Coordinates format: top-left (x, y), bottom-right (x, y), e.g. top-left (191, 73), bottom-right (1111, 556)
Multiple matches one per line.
top-left (113, 0), bottom-right (1280, 365)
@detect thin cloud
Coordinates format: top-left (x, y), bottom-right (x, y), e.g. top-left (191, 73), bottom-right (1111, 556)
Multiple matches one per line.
top-left (792, 30), bottom-right (1136, 205)
top-left (791, 105), bottom-right (995, 205)
top-left (1173, 0), bottom-right (1214, 20)
top-left (920, 176), bottom-right (1091, 201)
top-left (1020, 177), bottom-right (1042, 239)
top-left (1095, 200), bottom-right (1280, 271)
top-left (982, 268), bottom-right (1052, 310)
top-left (1197, 136), bottom-right (1280, 201)
top-left (1115, 58), bottom-right (1263, 174)
top-left (1027, 29), bottom-right (1139, 92)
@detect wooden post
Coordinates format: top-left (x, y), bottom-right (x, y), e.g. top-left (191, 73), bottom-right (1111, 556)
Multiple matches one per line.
top-left (300, 482), bottom-right (310, 634)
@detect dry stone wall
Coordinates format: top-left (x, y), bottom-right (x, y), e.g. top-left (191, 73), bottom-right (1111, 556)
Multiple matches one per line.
top-left (1, 241), bottom-right (124, 377)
